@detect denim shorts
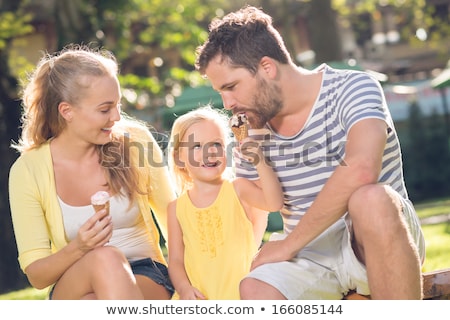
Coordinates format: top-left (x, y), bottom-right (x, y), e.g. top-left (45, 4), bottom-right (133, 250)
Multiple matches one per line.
top-left (49, 257), bottom-right (174, 299)
top-left (130, 258), bottom-right (174, 296)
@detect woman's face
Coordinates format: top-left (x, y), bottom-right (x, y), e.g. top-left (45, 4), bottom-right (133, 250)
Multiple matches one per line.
top-left (66, 75), bottom-right (122, 146)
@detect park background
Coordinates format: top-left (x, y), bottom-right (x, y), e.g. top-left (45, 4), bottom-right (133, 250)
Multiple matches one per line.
top-left (0, 0), bottom-right (449, 296)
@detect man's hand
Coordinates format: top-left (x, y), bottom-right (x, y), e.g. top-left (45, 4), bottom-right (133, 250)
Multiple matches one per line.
top-left (251, 239), bottom-right (292, 270)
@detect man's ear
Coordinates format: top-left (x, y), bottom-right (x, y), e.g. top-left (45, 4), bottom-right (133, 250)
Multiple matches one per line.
top-left (259, 56), bottom-right (278, 79)
top-left (58, 102), bottom-right (73, 121)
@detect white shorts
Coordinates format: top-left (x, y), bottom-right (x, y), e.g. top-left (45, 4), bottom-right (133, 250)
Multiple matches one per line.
top-left (245, 197), bottom-right (425, 299)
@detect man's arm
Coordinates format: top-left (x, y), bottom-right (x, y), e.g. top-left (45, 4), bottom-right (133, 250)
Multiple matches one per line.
top-left (251, 118), bottom-right (388, 268)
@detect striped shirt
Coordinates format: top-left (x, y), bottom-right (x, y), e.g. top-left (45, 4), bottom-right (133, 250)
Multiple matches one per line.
top-left (234, 64), bottom-right (409, 234)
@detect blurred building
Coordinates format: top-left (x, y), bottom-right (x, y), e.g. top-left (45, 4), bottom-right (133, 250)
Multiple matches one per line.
top-left (292, 0), bottom-right (449, 83)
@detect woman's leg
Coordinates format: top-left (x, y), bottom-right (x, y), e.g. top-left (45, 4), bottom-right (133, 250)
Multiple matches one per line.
top-left (52, 246), bottom-right (143, 300)
top-left (135, 275), bottom-right (171, 300)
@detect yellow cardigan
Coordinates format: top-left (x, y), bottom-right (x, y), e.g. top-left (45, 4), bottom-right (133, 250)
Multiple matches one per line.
top-left (9, 129), bottom-right (175, 274)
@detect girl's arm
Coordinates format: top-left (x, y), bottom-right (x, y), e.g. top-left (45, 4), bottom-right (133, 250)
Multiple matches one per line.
top-left (167, 200), bottom-right (205, 300)
top-left (234, 138), bottom-right (284, 212)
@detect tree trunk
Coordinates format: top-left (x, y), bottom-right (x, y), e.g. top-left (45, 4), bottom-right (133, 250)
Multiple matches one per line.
top-left (308, 0), bottom-right (342, 64)
top-left (0, 20), bottom-right (30, 295)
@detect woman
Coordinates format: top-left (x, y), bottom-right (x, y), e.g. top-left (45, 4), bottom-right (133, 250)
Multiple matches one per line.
top-left (9, 45), bottom-right (175, 299)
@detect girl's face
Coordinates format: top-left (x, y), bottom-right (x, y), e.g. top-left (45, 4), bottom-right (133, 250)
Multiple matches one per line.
top-left (65, 75), bottom-right (122, 145)
top-left (178, 119), bottom-right (227, 184)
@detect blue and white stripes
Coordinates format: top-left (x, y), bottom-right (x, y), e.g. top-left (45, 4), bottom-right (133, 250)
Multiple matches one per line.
top-left (234, 64), bottom-right (408, 234)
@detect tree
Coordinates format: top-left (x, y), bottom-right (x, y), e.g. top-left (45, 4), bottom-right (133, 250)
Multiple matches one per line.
top-left (403, 100), bottom-right (450, 202)
top-left (0, 1), bottom-right (35, 293)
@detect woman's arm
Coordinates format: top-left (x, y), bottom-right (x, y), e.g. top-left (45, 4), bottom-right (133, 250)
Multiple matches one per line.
top-left (25, 209), bottom-right (112, 289)
top-left (9, 158), bottom-right (112, 289)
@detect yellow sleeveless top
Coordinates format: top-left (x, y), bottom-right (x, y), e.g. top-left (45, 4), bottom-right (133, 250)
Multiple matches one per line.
top-left (174, 180), bottom-right (257, 300)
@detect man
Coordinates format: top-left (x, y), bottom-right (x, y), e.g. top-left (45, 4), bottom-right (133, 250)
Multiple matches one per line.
top-left (195, 5), bottom-right (425, 299)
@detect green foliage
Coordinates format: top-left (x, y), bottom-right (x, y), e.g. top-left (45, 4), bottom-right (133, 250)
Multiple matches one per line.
top-left (333, 0), bottom-right (446, 51)
top-left (119, 74), bottom-right (162, 93)
top-left (89, 0), bottom-right (223, 109)
top-left (402, 101), bottom-right (450, 202)
top-left (0, 11), bottom-right (33, 49)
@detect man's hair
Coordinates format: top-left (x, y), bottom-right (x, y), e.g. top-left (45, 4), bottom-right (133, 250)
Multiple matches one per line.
top-left (195, 5), bottom-right (292, 75)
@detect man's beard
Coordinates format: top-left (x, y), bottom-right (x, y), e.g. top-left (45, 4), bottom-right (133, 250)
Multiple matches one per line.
top-left (247, 76), bottom-right (283, 129)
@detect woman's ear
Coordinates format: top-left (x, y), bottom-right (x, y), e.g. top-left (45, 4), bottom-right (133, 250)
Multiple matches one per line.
top-left (58, 102), bottom-right (73, 121)
top-left (259, 56), bottom-right (277, 79)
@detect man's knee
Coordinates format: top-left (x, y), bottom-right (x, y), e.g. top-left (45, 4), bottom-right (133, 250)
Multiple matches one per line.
top-left (349, 184), bottom-right (406, 235)
top-left (239, 278), bottom-right (256, 299)
top-left (349, 184), bottom-right (397, 211)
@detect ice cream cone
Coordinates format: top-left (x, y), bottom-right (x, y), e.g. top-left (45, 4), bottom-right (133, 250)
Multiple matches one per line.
top-left (91, 191), bottom-right (110, 215)
top-left (230, 113), bottom-right (249, 141)
top-left (231, 124), bottom-right (249, 141)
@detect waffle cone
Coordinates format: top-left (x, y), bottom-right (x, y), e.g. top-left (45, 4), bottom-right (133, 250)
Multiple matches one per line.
top-left (92, 201), bottom-right (110, 215)
top-left (232, 124), bottom-right (249, 141)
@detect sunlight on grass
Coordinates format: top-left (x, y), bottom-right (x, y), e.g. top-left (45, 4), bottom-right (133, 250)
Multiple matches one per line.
top-left (421, 223), bottom-right (450, 272)
top-left (415, 199), bottom-right (450, 219)
top-left (0, 286), bottom-right (47, 300)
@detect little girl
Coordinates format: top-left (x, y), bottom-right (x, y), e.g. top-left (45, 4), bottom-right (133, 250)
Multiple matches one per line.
top-left (167, 105), bottom-right (283, 299)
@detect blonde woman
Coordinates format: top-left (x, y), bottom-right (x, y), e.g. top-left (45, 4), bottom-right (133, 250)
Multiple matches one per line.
top-left (9, 45), bottom-right (175, 299)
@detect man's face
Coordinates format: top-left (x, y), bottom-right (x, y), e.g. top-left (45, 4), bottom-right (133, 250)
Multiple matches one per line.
top-left (204, 55), bottom-right (282, 129)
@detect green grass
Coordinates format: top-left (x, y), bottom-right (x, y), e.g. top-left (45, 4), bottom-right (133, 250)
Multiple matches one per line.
top-left (421, 223), bottom-right (450, 272)
top-left (415, 198), bottom-right (450, 219)
top-left (1, 198), bottom-right (449, 300)
top-left (0, 286), bottom-right (48, 300)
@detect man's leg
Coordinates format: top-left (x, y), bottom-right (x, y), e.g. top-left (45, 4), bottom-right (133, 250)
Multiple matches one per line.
top-left (348, 184), bottom-right (422, 299)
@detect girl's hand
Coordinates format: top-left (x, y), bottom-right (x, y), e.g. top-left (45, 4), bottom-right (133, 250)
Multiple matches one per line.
top-left (178, 285), bottom-right (207, 300)
top-left (74, 209), bottom-right (113, 253)
top-left (238, 137), bottom-right (264, 165)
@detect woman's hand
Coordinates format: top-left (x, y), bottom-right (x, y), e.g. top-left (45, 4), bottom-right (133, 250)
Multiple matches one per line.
top-left (75, 209), bottom-right (113, 253)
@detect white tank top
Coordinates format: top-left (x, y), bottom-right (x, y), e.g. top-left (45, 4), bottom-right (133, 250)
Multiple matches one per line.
top-left (58, 194), bottom-right (154, 261)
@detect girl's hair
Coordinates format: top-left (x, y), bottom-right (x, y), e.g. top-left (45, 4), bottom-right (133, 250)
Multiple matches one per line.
top-left (13, 44), bottom-right (146, 202)
top-left (168, 105), bottom-right (233, 194)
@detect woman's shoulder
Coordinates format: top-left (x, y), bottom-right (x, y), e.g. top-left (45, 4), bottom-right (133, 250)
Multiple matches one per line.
top-left (9, 142), bottom-right (51, 176)
top-left (11, 142), bottom-right (50, 166)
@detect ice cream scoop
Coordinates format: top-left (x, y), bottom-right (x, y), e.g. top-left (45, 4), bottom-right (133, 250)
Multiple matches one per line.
top-left (230, 113), bottom-right (249, 142)
top-left (91, 191), bottom-right (110, 215)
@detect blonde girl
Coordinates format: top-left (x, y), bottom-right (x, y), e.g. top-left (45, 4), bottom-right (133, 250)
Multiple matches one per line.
top-left (167, 105), bottom-right (283, 299)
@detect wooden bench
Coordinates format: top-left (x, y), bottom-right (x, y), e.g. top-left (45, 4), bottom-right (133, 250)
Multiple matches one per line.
top-left (344, 268), bottom-right (450, 300)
